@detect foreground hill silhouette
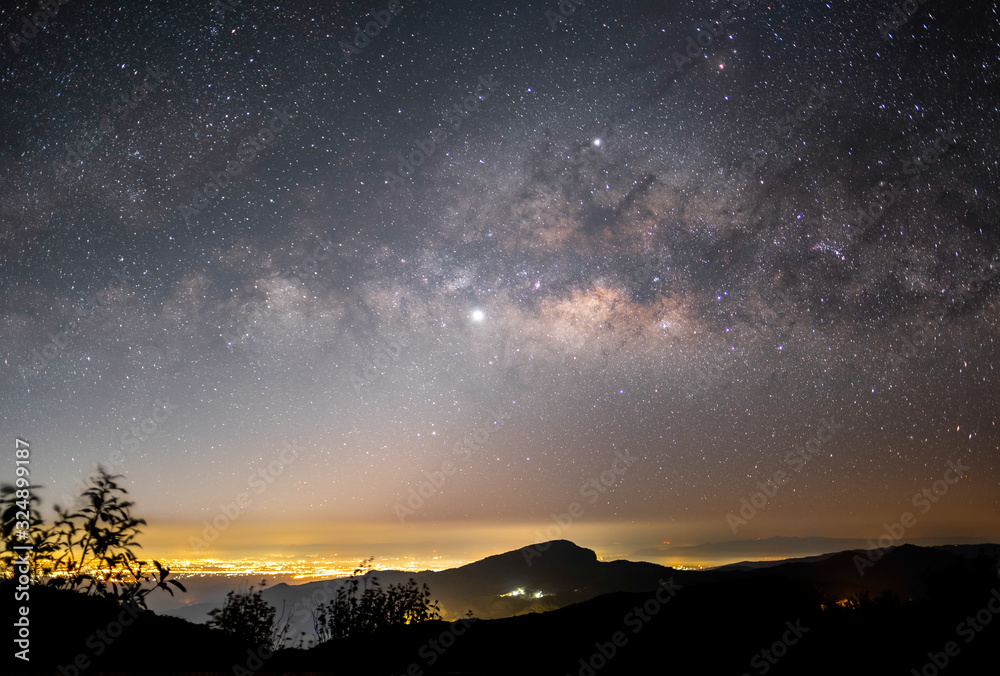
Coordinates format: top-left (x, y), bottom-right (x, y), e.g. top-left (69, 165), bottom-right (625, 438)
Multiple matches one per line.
top-left (4, 540), bottom-right (999, 674)
top-left (168, 539), bottom-right (682, 631)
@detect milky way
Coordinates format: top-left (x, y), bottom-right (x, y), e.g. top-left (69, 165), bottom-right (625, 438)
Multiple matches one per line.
top-left (1, 0), bottom-right (997, 561)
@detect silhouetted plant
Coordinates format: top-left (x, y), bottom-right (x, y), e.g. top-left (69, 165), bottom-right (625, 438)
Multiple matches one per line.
top-left (312, 558), bottom-right (441, 642)
top-left (0, 483), bottom-right (60, 582)
top-left (207, 579), bottom-right (290, 650)
top-left (0, 466), bottom-right (185, 610)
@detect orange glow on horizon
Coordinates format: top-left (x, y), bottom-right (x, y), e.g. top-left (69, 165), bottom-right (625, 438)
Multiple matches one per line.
top-left (120, 515), bottom-right (1000, 578)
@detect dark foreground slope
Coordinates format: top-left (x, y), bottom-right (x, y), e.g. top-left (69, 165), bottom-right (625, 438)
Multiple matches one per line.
top-left (4, 543), bottom-right (998, 675)
top-left (273, 563), bottom-right (1000, 676)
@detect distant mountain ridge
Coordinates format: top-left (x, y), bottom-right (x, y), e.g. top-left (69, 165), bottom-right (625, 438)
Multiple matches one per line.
top-left (631, 534), bottom-right (997, 563)
top-left (165, 538), bottom-right (1000, 647)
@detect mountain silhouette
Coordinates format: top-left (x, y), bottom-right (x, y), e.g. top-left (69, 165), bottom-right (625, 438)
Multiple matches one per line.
top-left (167, 539), bottom-right (684, 638)
top-left (5, 540), bottom-right (998, 674)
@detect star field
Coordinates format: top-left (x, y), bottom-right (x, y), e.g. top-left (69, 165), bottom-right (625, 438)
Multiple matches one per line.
top-left (1, 0), bottom-right (997, 561)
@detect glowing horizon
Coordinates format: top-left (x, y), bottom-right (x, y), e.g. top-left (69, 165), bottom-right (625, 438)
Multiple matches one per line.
top-left (132, 516), bottom-right (1000, 577)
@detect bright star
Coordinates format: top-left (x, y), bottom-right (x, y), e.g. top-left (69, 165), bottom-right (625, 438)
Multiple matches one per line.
top-left (471, 309), bottom-right (485, 322)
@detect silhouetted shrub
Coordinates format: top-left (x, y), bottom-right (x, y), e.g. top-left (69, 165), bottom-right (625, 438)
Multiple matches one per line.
top-left (0, 466), bottom-right (184, 610)
top-left (312, 557), bottom-right (441, 642)
top-left (207, 579), bottom-right (290, 650)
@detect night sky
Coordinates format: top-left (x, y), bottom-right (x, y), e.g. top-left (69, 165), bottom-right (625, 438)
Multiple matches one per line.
top-left (1, 0), bottom-right (998, 568)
